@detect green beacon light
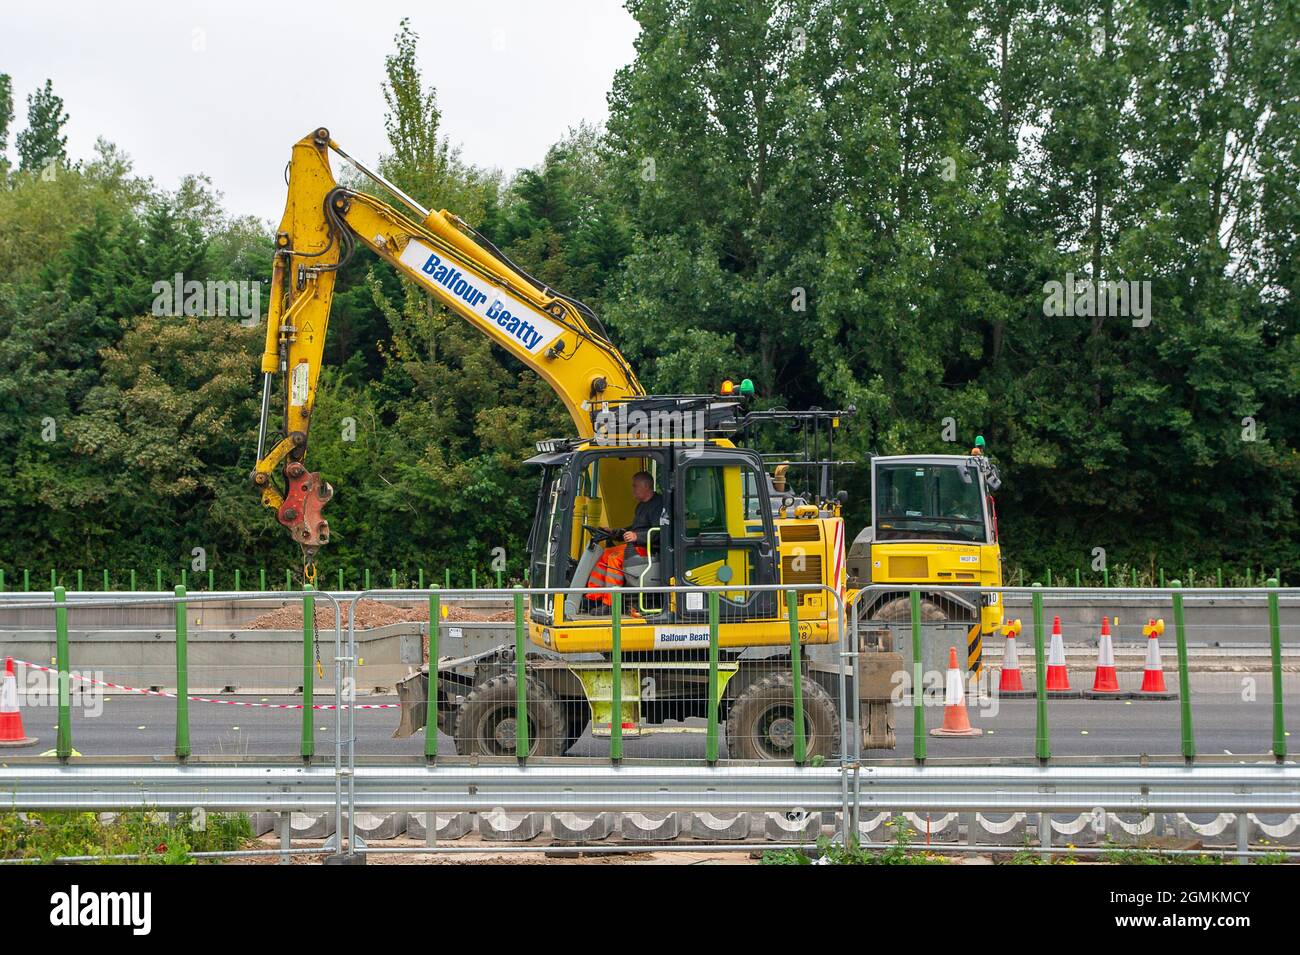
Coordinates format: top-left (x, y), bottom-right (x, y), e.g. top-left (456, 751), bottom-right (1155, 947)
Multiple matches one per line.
top-left (739, 378), bottom-right (755, 397)
top-left (974, 435), bottom-right (985, 448)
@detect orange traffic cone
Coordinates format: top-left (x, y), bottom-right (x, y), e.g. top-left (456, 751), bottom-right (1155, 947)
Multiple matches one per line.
top-left (998, 619), bottom-right (1033, 698)
top-left (931, 647), bottom-right (982, 737)
top-left (0, 658), bottom-right (37, 747)
top-left (1045, 616), bottom-right (1078, 696)
top-left (1086, 616), bottom-right (1122, 697)
top-left (1134, 618), bottom-right (1175, 699)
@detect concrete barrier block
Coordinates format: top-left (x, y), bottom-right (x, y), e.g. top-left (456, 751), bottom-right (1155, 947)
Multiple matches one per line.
top-left (551, 812), bottom-right (616, 842)
top-left (1248, 813), bottom-right (1300, 848)
top-left (406, 812), bottom-right (473, 841)
top-left (479, 808), bottom-right (545, 841)
top-left (280, 812), bottom-right (335, 839)
top-left (901, 811), bottom-right (961, 843)
top-left (972, 812), bottom-right (1029, 846)
top-left (764, 810), bottom-right (819, 842)
top-left (620, 812), bottom-right (681, 842)
top-left (248, 812), bottom-right (277, 836)
top-left (1175, 812), bottom-right (1237, 846)
top-left (1105, 812), bottom-right (1158, 845)
top-left (1045, 811), bottom-right (1101, 846)
top-left (345, 812), bottom-right (409, 840)
top-left (854, 811), bottom-right (889, 844)
top-left (689, 812), bottom-right (750, 841)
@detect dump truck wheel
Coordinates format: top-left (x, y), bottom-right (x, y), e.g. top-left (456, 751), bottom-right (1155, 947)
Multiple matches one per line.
top-left (453, 674), bottom-right (566, 757)
top-left (870, 596), bottom-right (948, 623)
top-left (726, 671), bottom-right (839, 761)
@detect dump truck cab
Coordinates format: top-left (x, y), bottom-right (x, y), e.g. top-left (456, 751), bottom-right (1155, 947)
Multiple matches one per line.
top-left (847, 448), bottom-right (1004, 674)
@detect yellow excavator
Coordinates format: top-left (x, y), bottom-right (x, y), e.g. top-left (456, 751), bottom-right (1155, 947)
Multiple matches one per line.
top-left (251, 128), bottom-right (1005, 758)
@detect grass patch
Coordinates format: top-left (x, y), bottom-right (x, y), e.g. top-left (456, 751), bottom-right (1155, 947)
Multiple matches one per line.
top-left (0, 810), bottom-right (253, 863)
top-left (762, 818), bottom-right (952, 865)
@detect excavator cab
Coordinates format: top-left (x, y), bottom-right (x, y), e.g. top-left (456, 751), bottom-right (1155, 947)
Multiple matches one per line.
top-left (524, 441), bottom-right (780, 632)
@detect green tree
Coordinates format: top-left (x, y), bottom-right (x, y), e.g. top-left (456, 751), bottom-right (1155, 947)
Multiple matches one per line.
top-left (16, 79), bottom-right (68, 172)
top-left (0, 74), bottom-right (14, 162)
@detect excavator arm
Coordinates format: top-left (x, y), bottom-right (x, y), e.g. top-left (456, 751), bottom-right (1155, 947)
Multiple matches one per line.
top-left (251, 128), bottom-right (643, 560)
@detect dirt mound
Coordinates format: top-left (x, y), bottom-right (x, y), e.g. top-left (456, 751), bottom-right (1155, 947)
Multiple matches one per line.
top-left (245, 599), bottom-right (515, 630)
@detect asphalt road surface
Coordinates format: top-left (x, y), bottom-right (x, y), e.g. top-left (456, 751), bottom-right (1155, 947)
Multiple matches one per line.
top-left (29, 674), bottom-right (1300, 761)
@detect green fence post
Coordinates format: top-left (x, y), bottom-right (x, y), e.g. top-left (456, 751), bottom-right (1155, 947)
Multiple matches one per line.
top-left (1267, 578), bottom-right (1285, 761)
top-left (444, 569), bottom-right (450, 589)
top-left (102, 569), bottom-right (109, 591)
top-left (234, 569), bottom-right (241, 591)
top-left (174, 585), bottom-right (190, 760)
top-left (1046, 568), bottom-right (1052, 588)
top-left (1159, 567), bottom-right (1165, 588)
top-left (1170, 581), bottom-right (1194, 762)
top-left (1074, 567), bottom-right (1081, 588)
top-left (788, 589), bottom-right (806, 765)
top-left (76, 569), bottom-right (83, 591)
top-left (285, 568), bottom-right (292, 591)
top-left (1188, 568), bottom-right (1195, 588)
top-left (390, 568), bottom-right (397, 589)
top-left (54, 586), bottom-right (71, 760)
top-left (496, 570), bottom-right (503, 589)
top-left (1032, 584), bottom-right (1049, 763)
top-left (513, 587), bottom-right (528, 759)
top-left (1017, 567), bottom-right (1024, 587)
top-left (259, 568), bottom-right (266, 592)
top-left (707, 591), bottom-right (720, 763)
top-left (208, 568), bottom-right (214, 591)
top-left (1102, 566), bottom-right (1109, 588)
top-left (426, 589), bottom-right (440, 760)
top-left (50, 568), bottom-right (57, 590)
top-left (364, 568), bottom-right (370, 591)
top-left (1246, 566), bottom-right (1252, 587)
top-left (24, 569), bottom-right (30, 592)
top-left (418, 568), bottom-right (424, 589)
top-left (129, 569), bottom-right (136, 592)
top-left (338, 568), bottom-right (344, 591)
top-left (1217, 567), bottom-right (1223, 589)
top-left (156, 568), bottom-right (163, 591)
top-left (181, 569), bottom-right (187, 589)
top-left (611, 594), bottom-right (623, 762)
top-left (0, 569), bottom-right (4, 591)
top-left (301, 584), bottom-right (315, 760)
top-left (472, 568), bottom-right (478, 590)
top-left (910, 588), bottom-right (926, 762)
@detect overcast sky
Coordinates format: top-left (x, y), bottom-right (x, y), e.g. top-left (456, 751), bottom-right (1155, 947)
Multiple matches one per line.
top-left (3, 0), bottom-right (639, 219)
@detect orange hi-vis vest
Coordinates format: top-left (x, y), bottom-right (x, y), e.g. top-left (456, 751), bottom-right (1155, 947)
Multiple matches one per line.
top-left (585, 544), bottom-right (648, 604)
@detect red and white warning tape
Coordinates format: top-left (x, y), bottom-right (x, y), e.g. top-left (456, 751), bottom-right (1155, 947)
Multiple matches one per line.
top-left (11, 659), bottom-right (399, 710)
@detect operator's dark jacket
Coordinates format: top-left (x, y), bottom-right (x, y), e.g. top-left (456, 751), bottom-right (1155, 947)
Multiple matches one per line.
top-left (625, 492), bottom-right (664, 543)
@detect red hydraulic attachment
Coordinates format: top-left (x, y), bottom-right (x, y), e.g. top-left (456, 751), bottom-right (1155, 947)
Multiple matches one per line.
top-left (277, 461), bottom-right (333, 558)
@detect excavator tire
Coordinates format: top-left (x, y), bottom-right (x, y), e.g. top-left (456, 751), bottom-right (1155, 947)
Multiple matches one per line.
top-left (725, 670), bottom-right (840, 761)
top-left (563, 700), bottom-right (590, 754)
top-left (453, 673), bottom-right (567, 757)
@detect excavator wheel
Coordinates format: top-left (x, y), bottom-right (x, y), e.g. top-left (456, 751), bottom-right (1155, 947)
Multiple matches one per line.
top-left (725, 670), bottom-right (840, 761)
top-left (563, 700), bottom-right (590, 754)
top-left (453, 673), bottom-right (567, 757)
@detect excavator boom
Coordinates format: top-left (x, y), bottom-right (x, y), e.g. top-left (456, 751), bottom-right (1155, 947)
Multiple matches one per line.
top-left (251, 129), bottom-right (643, 557)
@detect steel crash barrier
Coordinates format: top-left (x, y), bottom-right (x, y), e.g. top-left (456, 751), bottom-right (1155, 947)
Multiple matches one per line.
top-left (0, 581), bottom-right (1294, 861)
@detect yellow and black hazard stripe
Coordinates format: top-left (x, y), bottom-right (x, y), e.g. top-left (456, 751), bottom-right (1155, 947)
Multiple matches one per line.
top-left (966, 622), bottom-right (983, 675)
